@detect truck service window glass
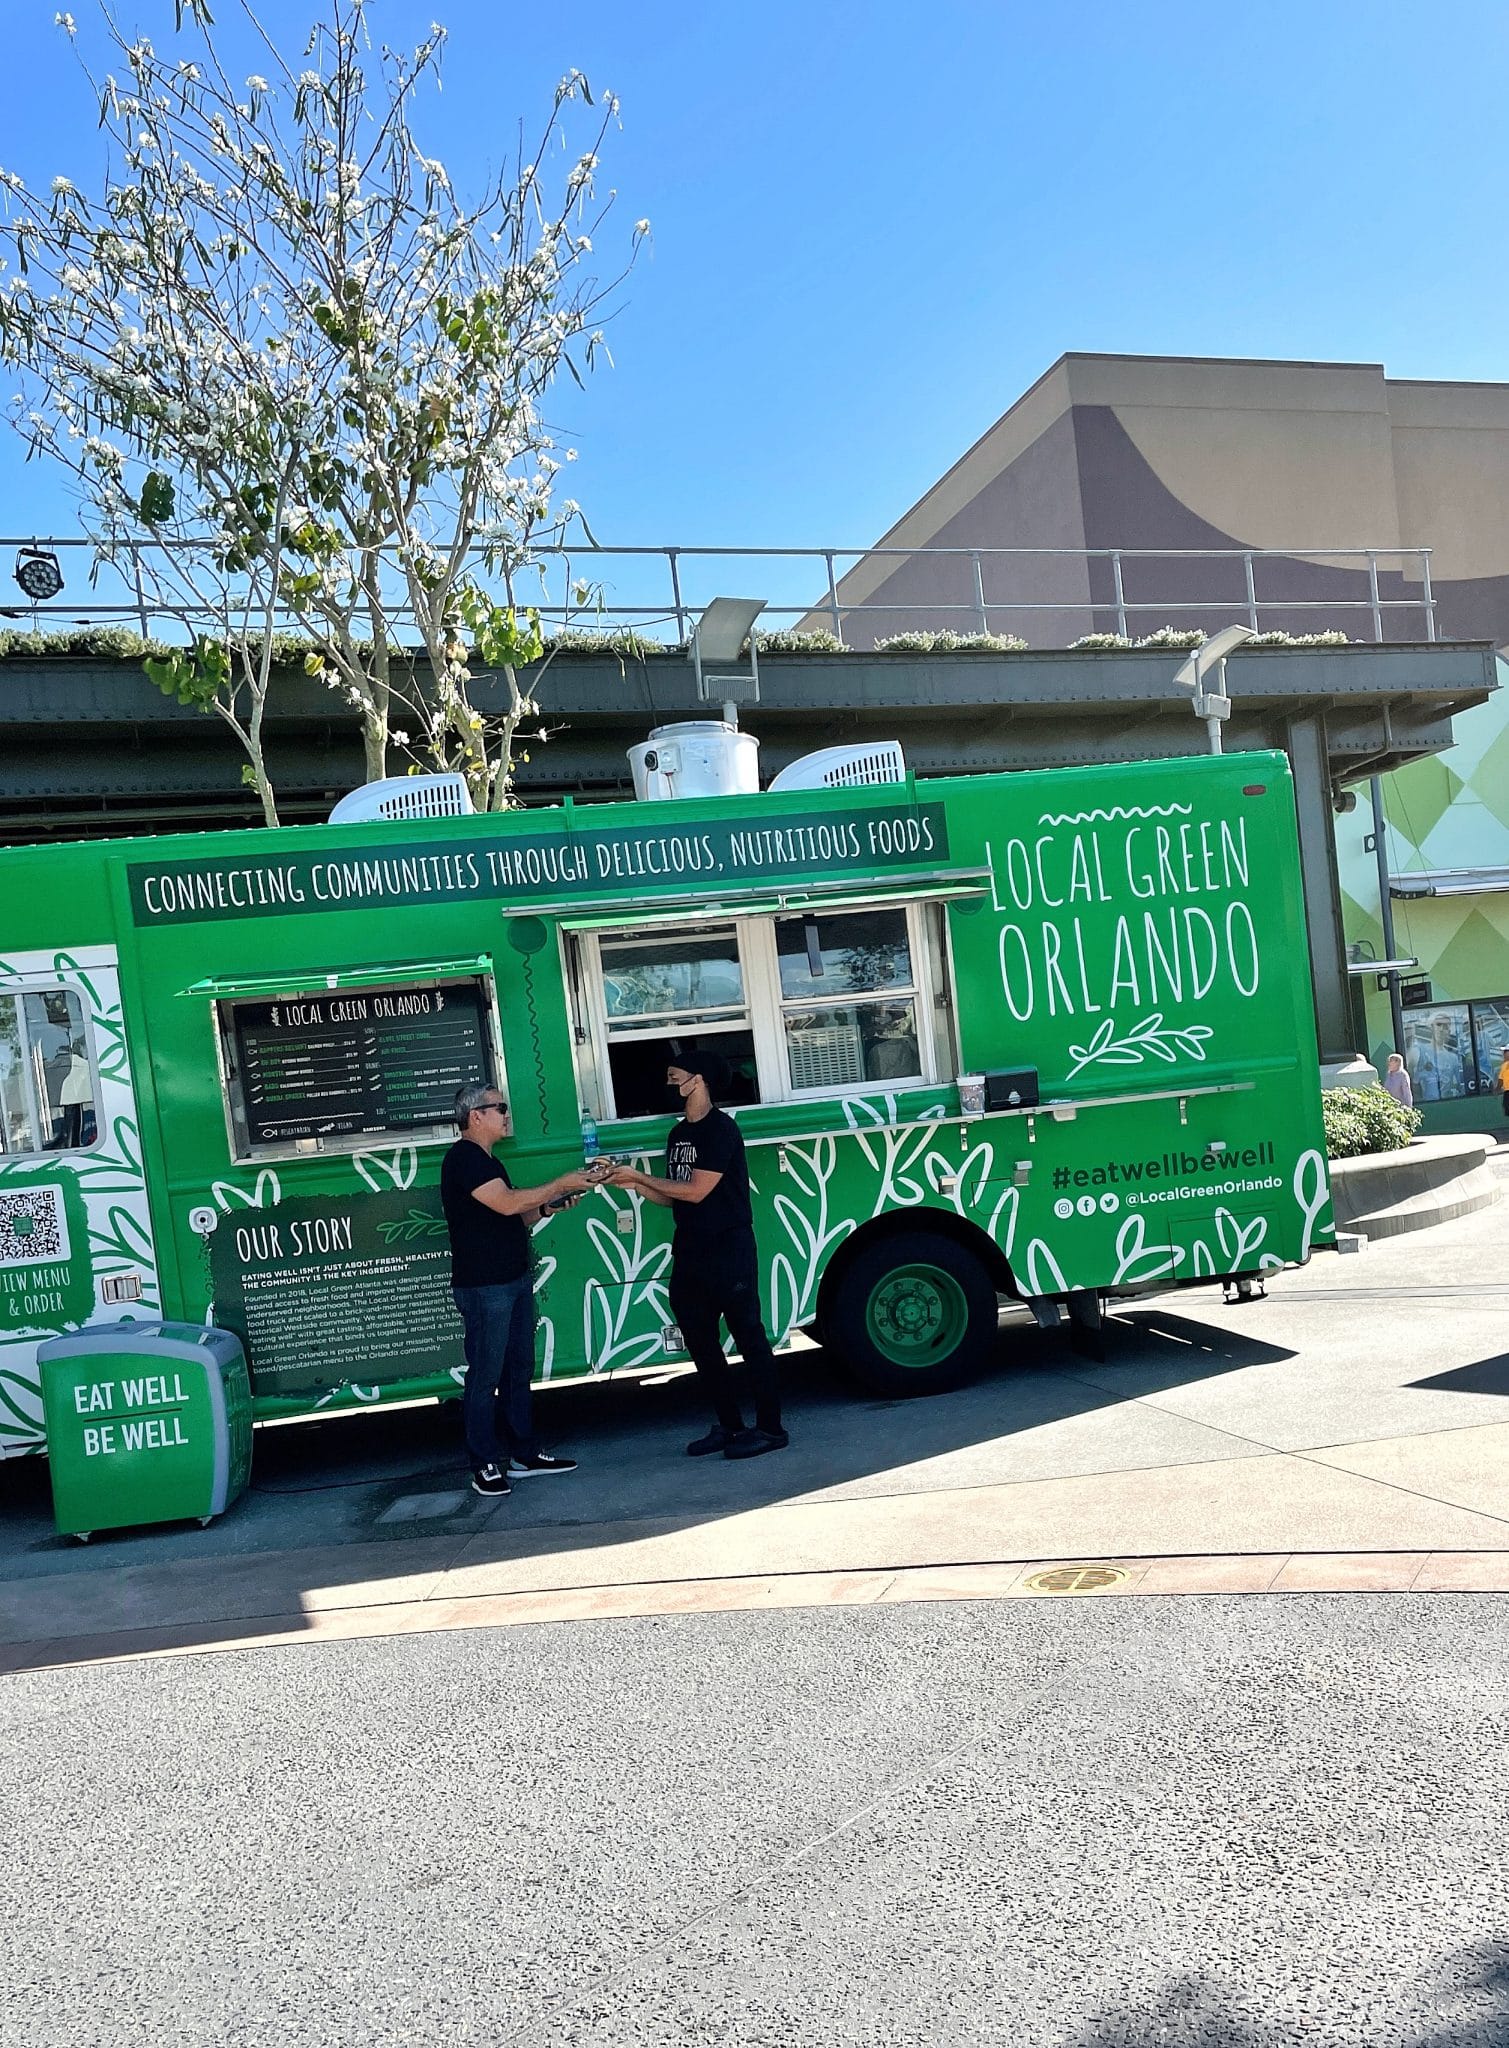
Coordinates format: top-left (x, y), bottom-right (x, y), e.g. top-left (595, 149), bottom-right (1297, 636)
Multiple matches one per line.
top-left (219, 975), bottom-right (500, 1156)
top-left (593, 927), bottom-right (759, 1118)
top-left (600, 932), bottom-right (745, 1024)
top-left (775, 909), bottom-right (923, 1092)
top-left (0, 989), bottom-right (100, 1156)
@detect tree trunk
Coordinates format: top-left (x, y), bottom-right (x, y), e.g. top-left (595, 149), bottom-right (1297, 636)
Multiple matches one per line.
top-left (252, 757), bottom-right (280, 828)
top-left (362, 712), bottom-right (387, 785)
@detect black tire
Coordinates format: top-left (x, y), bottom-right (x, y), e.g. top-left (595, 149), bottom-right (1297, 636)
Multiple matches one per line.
top-left (826, 1229), bottom-right (1000, 1397)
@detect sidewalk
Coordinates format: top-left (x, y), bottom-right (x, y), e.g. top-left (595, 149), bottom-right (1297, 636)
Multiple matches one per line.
top-left (6, 1181), bottom-right (1509, 1671)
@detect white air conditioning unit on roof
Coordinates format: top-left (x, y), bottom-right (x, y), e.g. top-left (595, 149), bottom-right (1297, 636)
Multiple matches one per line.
top-left (768, 742), bottom-right (906, 793)
top-left (328, 773), bottom-right (474, 824)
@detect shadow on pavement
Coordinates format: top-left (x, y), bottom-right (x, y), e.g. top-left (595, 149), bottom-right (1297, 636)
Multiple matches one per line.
top-left (1409, 1353), bottom-right (1509, 1398)
top-left (0, 1299), bottom-right (1302, 1665)
top-left (1069, 1938), bottom-right (1509, 2044)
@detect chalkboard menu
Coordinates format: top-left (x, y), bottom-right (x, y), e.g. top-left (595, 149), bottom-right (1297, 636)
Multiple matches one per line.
top-left (231, 979), bottom-right (490, 1146)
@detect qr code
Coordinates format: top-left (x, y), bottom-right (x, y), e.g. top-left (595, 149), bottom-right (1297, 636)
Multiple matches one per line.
top-left (0, 1187), bottom-right (69, 1267)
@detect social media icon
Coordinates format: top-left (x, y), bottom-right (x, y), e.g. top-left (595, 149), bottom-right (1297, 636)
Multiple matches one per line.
top-left (1099, 1192), bottom-right (1120, 1214)
top-left (1076, 1195), bottom-right (1097, 1217)
top-left (1054, 1197), bottom-right (1074, 1220)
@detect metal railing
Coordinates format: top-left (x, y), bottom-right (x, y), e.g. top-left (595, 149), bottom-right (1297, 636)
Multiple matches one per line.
top-left (0, 537), bottom-right (1440, 647)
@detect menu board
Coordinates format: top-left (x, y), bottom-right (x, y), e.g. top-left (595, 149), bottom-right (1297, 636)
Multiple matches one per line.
top-left (232, 979), bottom-right (489, 1146)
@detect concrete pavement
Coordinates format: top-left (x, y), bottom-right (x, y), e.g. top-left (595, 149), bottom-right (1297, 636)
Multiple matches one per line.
top-left (6, 1174), bottom-right (1509, 1669)
top-left (5, 1595), bottom-right (1509, 2046)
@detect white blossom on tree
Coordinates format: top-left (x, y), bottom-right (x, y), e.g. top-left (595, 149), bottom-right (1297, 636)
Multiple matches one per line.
top-left (0, 0), bottom-right (647, 822)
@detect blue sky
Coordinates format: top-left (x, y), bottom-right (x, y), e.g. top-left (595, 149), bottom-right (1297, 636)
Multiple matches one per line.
top-left (1, 0), bottom-right (1506, 611)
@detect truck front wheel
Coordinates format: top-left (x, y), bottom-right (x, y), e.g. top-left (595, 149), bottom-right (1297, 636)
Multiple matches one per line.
top-left (826, 1231), bottom-right (1000, 1397)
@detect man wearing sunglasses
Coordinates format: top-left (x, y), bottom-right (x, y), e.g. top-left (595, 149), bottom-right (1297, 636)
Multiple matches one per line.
top-left (443, 1082), bottom-right (595, 1496)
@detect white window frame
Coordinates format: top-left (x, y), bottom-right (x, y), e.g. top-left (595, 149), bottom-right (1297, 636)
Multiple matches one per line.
top-left (756, 903), bottom-right (939, 1101)
top-left (572, 899), bottom-right (951, 1123)
top-left (0, 984), bottom-right (103, 1160)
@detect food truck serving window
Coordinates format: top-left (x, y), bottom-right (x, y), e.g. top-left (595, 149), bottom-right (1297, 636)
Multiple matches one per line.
top-left (0, 989), bottom-right (100, 1157)
top-left (216, 973), bottom-right (503, 1159)
top-left (574, 900), bottom-right (953, 1121)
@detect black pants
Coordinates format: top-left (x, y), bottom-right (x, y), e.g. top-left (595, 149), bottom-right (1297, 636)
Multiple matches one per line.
top-left (668, 1233), bottom-right (782, 1434)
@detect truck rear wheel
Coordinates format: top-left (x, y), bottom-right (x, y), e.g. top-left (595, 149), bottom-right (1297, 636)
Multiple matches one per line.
top-left (827, 1231), bottom-right (1000, 1396)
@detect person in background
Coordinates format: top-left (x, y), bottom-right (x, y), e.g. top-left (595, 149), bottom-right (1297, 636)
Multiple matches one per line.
top-left (1383, 1052), bottom-right (1413, 1111)
top-left (1498, 1044), bottom-right (1509, 1121)
top-left (608, 1050), bottom-right (788, 1461)
top-left (441, 1082), bottom-right (594, 1497)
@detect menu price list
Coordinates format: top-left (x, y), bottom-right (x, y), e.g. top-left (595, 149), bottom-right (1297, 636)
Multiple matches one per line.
top-left (233, 980), bottom-right (488, 1145)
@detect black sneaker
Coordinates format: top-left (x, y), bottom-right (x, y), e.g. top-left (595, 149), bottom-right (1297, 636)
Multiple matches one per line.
top-left (471, 1463), bottom-right (511, 1497)
top-left (724, 1427), bottom-right (789, 1461)
top-left (507, 1452), bottom-right (577, 1477)
top-left (686, 1424), bottom-right (741, 1457)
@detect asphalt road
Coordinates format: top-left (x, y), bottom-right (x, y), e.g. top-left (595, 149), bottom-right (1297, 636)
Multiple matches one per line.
top-left (7, 1593), bottom-right (1509, 2047)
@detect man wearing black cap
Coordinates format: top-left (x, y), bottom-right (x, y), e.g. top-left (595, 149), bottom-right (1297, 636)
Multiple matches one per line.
top-left (608, 1051), bottom-right (787, 1459)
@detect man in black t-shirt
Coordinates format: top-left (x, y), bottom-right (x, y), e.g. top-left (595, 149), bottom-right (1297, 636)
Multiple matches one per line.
top-left (441, 1083), bottom-right (594, 1496)
top-left (608, 1051), bottom-right (787, 1461)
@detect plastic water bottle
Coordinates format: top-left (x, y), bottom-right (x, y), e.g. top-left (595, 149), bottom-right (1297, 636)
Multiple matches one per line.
top-left (580, 1107), bottom-right (599, 1164)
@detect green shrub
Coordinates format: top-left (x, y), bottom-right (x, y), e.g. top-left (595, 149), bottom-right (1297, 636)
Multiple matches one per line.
top-left (1133, 626), bottom-right (1206, 649)
top-left (1246, 629), bottom-right (1350, 648)
top-left (752, 628), bottom-right (846, 654)
top-left (539, 626), bottom-right (666, 658)
top-left (873, 628), bottom-right (1028, 654)
top-left (1321, 1083), bottom-right (1421, 1160)
top-left (1068, 627), bottom-right (1352, 654)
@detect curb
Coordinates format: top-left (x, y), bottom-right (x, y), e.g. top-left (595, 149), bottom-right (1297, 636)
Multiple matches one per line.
top-left (6, 1549), bottom-right (1509, 1677)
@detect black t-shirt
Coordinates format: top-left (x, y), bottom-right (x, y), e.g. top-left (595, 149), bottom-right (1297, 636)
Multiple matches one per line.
top-left (666, 1107), bottom-right (753, 1247)
top-left (440, 1140), bottom-right (530, 1287)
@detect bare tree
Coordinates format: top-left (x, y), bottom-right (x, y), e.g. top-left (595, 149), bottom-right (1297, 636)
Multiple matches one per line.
top-left (0, 1), bottom-right (646, 822)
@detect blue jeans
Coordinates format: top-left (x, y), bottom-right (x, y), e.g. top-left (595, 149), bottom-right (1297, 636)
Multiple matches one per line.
top-left (453, 1277), bottom-right (539, 1470)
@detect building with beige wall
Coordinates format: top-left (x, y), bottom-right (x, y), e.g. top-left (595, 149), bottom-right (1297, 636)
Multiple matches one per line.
top-left (841, 352), bottom-right (1509, 1130)
top-left (836, 352), bottom-right (1509, 650)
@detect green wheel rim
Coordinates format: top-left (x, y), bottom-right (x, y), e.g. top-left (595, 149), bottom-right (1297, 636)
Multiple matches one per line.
top-left (864, 1262), bottom-right (970, 1368)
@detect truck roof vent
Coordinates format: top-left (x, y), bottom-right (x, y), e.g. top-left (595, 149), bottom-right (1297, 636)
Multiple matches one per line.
top-left (328, 773), bottom-right (475, 825)
top-left (767, 742), bottom-right (906, 793)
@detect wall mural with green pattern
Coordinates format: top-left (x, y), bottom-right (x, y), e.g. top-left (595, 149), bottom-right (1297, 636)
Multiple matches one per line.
top-left (1337, 666), bottom-right (1509, 1132)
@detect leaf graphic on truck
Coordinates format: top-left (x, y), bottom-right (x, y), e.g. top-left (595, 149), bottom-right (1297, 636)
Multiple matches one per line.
top-left (374, 1208), bottom-right (448, 1244)
top-left (768, 1136), bottom-right (855, 1339)
top-left (1066, 1013), bottom-right (1213, 1079)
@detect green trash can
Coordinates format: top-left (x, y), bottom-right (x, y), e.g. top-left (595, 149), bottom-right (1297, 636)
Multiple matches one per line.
top-left (38, 1321), bottom-right (252, 1541)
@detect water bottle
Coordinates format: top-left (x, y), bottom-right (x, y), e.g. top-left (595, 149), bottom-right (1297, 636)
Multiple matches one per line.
top-left (580, 1106), bottom-right (599, 1164)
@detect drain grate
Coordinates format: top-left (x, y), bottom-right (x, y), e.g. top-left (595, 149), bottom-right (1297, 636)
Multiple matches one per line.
top-left (1024, 1564), bottom-right (1131, 1594)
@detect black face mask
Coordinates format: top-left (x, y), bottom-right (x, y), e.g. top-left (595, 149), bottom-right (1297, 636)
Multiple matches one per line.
top-left (669, 1081), bottom-right (688, 1101)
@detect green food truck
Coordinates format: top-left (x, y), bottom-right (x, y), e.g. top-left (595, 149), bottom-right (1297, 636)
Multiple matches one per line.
top-left (0, 738), bottom-right (1334, 1464)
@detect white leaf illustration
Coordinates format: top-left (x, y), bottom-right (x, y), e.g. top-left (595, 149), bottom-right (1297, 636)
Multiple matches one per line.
top-left (586, 1215), bottom-right (631, 1283)
top-left (1214, 1208), bottom-right (1267, 1268)
top-left (769, 1252), bottom-right (799, 1346)
top-left (1064, 1009), bottom-right (1220, 1080)
top-left (353, 1146), bottom-right (418, 1193)
top-left (774, 1191), bottom-right (819, 1263)
top-left (1025, 1238), bottom-right (1069, 1296)
top-left (212, 1169), bottom-right (281, 1212)
top-left (1292, 1148), bottom-right (1330, 1261)
top-left (1113, 1212), bottom-right (1185, 1284)
top-left (780, 1147), bottom-right (822, 1200)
